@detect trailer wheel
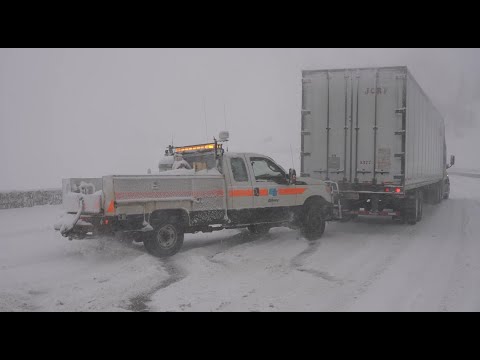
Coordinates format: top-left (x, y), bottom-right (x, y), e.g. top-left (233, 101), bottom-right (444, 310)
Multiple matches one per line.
top-left (432, 183), bottom-right (442, 204)
top-left (406, 194), bottom-right (419, 225)
top-left (416, 192), bottom-right (424, 222)
top-left (143, 222), bottom-right (184, 258)
top-left (301, 202), bottom-right (326, 240)
top-left (247, 224), bottom-right (270, 235)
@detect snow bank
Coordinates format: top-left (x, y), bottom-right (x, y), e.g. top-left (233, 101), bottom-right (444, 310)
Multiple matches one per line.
top-left (0, 189), bottom-right (62, 209)
top-left (2, 174), bottom-right (480, 312)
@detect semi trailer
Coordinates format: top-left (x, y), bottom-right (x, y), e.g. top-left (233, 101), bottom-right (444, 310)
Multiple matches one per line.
top-left (300, 66), bottom-right (455, 224)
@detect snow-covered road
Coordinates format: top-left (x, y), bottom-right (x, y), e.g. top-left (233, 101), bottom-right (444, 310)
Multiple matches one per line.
top-left (1, 174), bottom-right (480, 312)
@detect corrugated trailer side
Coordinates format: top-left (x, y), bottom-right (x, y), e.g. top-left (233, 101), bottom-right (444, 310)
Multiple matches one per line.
top-left (301, 66), bottom-right (450, 225)
top-left (301, 67), bottom-right (407, 188)
top-left (404, 69), bottom-right (446, 190)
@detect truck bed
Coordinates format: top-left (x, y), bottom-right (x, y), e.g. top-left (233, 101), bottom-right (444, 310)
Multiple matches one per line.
top-left (62, 170), bottom-right (228, 225)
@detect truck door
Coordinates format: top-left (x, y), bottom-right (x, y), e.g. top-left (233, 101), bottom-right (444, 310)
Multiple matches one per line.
top-left (249, 156), bottom-right (293, 223)
top-left (226, 155), bottom-right (255, 224)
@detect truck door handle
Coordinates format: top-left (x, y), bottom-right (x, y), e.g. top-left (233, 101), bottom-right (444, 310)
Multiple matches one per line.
top-left (254, 188), bottom-right (259, 196)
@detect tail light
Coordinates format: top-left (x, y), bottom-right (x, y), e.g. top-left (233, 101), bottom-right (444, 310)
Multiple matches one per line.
top-left (385, 187), bottom-right (402, 193)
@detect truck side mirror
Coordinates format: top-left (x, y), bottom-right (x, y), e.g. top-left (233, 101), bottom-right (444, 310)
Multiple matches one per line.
top-left (288, 168), bottom-right (296, 185)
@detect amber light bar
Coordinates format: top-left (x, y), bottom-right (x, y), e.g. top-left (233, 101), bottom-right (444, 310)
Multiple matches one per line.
top-left (175, 143), bottom-right (222, 153)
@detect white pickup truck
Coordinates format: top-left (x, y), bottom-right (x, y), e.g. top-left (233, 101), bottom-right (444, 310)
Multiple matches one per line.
top-left (55, 140), bottom-right (335, 257)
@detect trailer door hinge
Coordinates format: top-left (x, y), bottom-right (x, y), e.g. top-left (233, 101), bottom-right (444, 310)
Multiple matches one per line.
top-left (356, 170), bottom-right (373, 174)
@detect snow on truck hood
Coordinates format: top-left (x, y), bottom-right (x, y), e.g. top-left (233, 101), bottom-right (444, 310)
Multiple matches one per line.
top-left (296, 177), bottom-right (325, 186)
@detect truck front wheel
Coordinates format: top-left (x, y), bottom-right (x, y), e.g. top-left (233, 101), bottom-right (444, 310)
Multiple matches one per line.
top-left (143, 223), bottom-right (184, 258)
top-left (301, 202), bottom-right (326, 240)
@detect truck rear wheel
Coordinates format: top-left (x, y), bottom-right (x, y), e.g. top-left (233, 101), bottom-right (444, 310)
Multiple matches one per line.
top-left (301, 202), bottom-right (326, 240)
top-left (143, 223), bottom-right (184, 258)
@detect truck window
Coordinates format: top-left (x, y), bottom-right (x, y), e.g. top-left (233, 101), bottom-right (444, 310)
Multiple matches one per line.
top-left (231, 157), bottom-right (249, 182)
top-left (250, 157), bottom-right (286, 183)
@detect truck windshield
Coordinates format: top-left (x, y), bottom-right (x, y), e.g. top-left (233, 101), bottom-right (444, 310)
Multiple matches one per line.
top-left (250, 157), bottom-right (286, 183)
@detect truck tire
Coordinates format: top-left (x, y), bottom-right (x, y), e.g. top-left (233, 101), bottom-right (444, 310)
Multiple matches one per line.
top-left (301, 202), bottom-right (326, 240)
top-left (247, 224), bottom-right (270, 235)
top-left (143, 222), bottom-right (184, 258)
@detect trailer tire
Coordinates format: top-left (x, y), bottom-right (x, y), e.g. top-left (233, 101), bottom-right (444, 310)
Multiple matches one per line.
top-left (247, 224), bottom-right (270, 235)
top-left (301, 202), bottom-right (326, 240)
top-left (417, 192), bottom-right (423, 222)
top-left (143, 222), bottom-right (184, 258)
top-left (406, 193), bottom-right (419, 225)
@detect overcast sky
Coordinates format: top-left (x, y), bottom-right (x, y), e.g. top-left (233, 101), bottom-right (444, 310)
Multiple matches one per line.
top-left (1, 48), bottom-right (479, 190)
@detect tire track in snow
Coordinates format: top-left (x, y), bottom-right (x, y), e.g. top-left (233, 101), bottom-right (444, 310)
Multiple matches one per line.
top-left (127, 260), bottom-right (186, 312)
top-left (195, 230), bottom-right (281, 268)
top-left (439, 202), bottom-right (474, 312)
top-left (0, 292), bottom-right (38, 312)
top-left (326, 226), bottom-right (417, 312)
top-left (127, 231), bottom-right (278, 311)
top-left (290, 239), bottom-right (342, 283)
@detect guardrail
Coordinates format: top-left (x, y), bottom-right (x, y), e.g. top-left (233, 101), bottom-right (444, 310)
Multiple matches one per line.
top-left (0, 189), bottom-right (62, 209)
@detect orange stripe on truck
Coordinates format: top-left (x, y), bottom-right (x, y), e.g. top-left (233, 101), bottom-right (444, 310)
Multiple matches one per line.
top-left (229, 189), bottom-right (254, 197)
top-left (278, 188), bottom-right (306, 195)
top-left (229, 188), bottom-right (306, 197)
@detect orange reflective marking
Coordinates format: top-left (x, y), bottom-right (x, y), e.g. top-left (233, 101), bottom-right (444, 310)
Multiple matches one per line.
top-left (229, 188), bottom-right (306, 197)
top-left (229, 189), bottom-right (254, 197)
top-left (106, 200), bottom-right (115, 213)
top-left (278, 188), bottom-right (306, 195)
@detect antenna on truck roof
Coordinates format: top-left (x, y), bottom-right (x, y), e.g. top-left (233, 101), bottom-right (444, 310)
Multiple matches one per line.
top-left (224, 103), bottom-right (227, 130)
top-left (203, 97), bottom-right (208, 143)
top-left (290, 144), bottom-right (295, 170)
